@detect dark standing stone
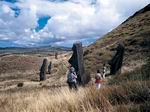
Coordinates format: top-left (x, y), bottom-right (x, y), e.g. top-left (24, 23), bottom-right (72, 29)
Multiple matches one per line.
top-left (40, 58), bottom-right (48, 81)
top-left (48, 61), bottom-right (52, 74)
top-left (108, 43), bottom-right (125, 75)
top-left (68, 42), bottom-right (90, 85)
top-left (55, 52), bottom-right (58, 59)
top-left (17, 82), bottom-right (24, 87)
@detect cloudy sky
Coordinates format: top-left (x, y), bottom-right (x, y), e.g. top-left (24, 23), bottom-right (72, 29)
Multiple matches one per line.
top-left (0, 0), bottom-right (149, 47)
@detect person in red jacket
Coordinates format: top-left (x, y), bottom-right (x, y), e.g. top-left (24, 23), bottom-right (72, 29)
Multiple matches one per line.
top-left (95, 70), bottom-right (103, 89)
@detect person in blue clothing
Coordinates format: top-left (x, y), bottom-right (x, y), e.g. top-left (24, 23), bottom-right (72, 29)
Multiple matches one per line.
top-left (67, 67), bottom-right (78, 90)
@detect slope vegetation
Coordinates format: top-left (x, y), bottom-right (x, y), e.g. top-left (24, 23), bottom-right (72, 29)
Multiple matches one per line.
top-left (84, 4), bottom-right (150, 73)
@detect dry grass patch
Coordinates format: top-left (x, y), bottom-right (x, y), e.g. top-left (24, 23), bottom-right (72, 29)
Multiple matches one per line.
top-left (0, 87), bottom-right (113, 112)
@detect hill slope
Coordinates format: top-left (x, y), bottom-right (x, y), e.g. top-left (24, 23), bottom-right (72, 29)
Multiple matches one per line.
top-left (84, 4), bottom-right (150, 73)
top-left (84, 4), bottom-right (150, 111)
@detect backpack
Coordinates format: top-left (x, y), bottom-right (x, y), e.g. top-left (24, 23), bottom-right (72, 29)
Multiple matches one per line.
top-left (67, 73), bottom-right (73, 83)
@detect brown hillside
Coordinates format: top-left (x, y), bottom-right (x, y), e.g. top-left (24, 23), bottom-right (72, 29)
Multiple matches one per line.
top-left (0, 55), bottom-right (43, 74)
top-left (84, 4), bottom-right (150, 73)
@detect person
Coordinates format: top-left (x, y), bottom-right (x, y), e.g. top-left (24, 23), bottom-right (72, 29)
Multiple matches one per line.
top-left (95, 70), bottom-right (103, 89)
top-left (102, 63), bottom-right (107, 79)
top-left (67, 67), bottom-right (78, 90)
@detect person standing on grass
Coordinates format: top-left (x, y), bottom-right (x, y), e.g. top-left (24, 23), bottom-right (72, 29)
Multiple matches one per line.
top-left (103, 63), bottom-right (107, 79)
top-left (67, 67), bottom-right (78, 90)
top-left (95, 70), bottom-right (103, 89)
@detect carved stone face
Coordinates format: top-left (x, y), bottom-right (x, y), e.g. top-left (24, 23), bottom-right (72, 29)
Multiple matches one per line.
top-left (68, 44), bottom-right (78, 72)
top-left (68, 42), bottom-right (91, 85)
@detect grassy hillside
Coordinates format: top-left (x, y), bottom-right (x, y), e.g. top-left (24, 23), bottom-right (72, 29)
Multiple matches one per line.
top-left (0, 55), bottom-right (43, 74)
top-left (84, 4), bottom-right (150, 74)
top-left (0, 52), bottom-right (70, 91)
top-left (0, 4), bottom-right (150, 112)
top-left (0, 61), bottom-right (149, 112)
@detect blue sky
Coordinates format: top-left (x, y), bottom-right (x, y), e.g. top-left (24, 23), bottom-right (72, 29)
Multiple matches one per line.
top-left (0, 0), bottom-right (149, 47)
top-left (35, 16), bottom-right (51, 32)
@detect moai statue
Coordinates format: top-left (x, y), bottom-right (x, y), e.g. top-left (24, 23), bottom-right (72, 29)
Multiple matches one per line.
top-left (55, 52), bottom-right (58, 59)
top-left (48, 61), bottom-right (52, 74)
top-left (68, 42), bottom-right (90, 85)
top-left (40, 58), bottom-right (48, 81)
top-left (108, 42), bottom-right (125, 75)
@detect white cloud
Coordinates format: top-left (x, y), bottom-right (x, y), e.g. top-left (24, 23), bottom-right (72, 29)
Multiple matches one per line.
top-left (0, 0), bottom-right (149, 47)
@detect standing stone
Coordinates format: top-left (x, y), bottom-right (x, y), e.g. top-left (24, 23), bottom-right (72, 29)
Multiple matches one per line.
top-left (68, 42), bottom-right (90, 85)
top-left (108, 43), bottom-right (125, 75)
top-left (40, 58), bottom-right (48, 81)
top-left (55, 52), bottom-right (58, 59)
top-left (48, 61), bottom-right (52, 74)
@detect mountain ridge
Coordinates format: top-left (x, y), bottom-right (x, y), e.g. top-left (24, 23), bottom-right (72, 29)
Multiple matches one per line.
top-left (84, 3), bottom-right (150, 73)
top-left (0, 45), bottom-right (71, 54)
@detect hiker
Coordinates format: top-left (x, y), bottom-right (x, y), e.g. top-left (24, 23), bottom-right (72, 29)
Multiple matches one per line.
top-left (95, 70), bottom-right (103, 89)
top-left (102, 63), bottom-right (107, 79)
top-left (67, 67), bottom-right (78, 90)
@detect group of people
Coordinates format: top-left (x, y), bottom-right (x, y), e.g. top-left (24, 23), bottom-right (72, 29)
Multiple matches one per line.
top-left (67, 64), bottom-right (107, 90)
top-left (67, 42), bottom-right (124, 90)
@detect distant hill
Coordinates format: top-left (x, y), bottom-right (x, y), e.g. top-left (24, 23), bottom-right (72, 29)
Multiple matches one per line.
top-left (0, 45), bottom-right (71, 55)
top-left (84, 4), bottom-right (150, 73)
